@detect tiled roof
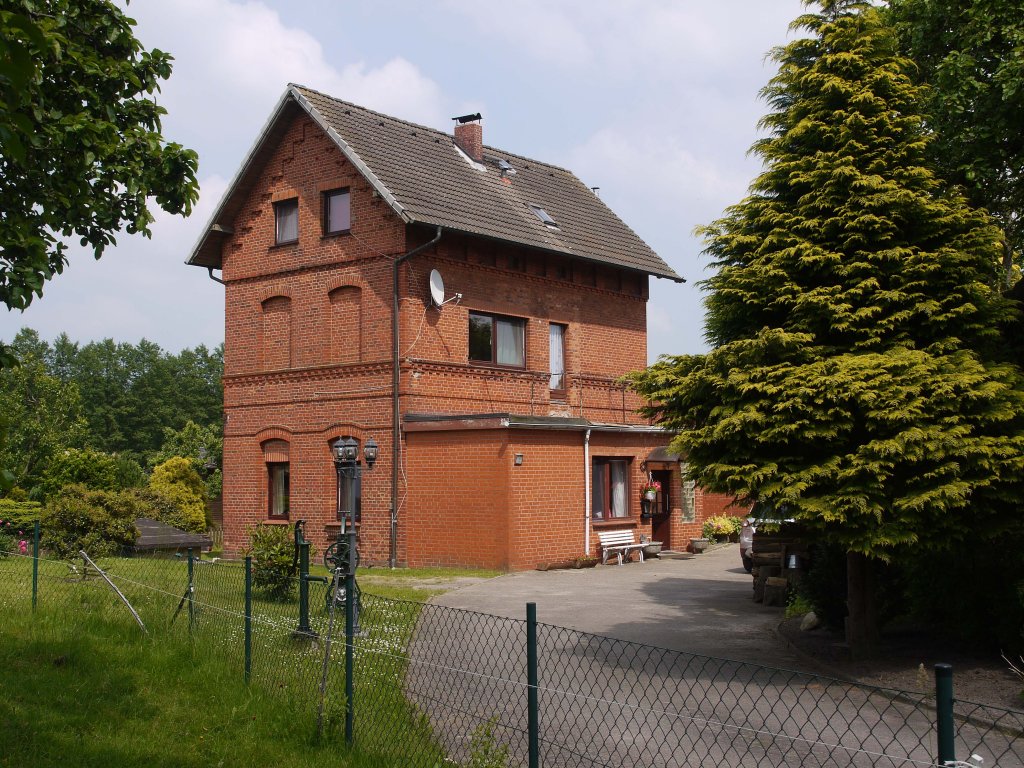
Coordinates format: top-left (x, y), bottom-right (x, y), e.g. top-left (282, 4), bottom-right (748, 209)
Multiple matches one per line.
top-left (189, 85), bottom-right (681, 282)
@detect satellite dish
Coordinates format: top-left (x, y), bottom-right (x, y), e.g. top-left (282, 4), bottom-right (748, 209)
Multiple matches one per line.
top-left (429, 269), bottom-right (445, 307)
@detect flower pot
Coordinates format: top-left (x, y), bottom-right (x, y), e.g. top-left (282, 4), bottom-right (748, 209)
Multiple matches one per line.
top-left (644, 491), bottom-right (657, 501)
top-left (690, 537), bottom-right (709, 553)
top-left (642, 542), bottom-right (663, 558)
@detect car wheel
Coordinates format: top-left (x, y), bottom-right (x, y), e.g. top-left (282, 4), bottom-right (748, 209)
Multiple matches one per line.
top-left (741, 553), bottom-right (753, 573)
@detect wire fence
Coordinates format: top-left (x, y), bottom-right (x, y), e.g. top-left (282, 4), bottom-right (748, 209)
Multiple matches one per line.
top-left (2, 535), bottom-right (1022, 767)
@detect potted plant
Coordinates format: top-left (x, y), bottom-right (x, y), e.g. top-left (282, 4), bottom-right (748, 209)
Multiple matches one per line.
top-left (641, 480), bottom-right (661, 501)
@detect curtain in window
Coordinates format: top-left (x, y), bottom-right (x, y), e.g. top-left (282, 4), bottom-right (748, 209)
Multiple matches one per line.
top-left (610, 461), bottom-right (627, 517)
top-left (592, 461), bottom-right (607, 520)
top-left (269, 463), bottom-right (289, 517)
top-left (549, 324), bottom-right (564, 389)
top-left (496, 318), bottom-right (524, 366)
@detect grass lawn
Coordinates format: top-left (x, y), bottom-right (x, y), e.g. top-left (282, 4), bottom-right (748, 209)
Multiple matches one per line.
top-left (0, 553), bottom-right (499, 767)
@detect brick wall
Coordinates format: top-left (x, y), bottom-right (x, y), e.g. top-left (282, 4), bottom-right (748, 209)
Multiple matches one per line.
top-left (218, 109), bottom-right (679, 566)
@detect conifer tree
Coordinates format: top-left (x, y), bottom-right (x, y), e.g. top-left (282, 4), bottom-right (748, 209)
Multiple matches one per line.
top-left (629, 0), bottom-right (1024, 653)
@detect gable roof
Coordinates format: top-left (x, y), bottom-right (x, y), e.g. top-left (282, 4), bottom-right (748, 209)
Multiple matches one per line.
top-left (188, 85), bottom-right (682, 282)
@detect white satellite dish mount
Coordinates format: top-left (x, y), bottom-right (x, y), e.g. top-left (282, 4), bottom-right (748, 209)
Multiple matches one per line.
top-left (428, 269), bottom-right (462, 308)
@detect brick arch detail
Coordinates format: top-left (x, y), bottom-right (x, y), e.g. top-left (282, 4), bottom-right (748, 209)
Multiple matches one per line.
top-left (326, 277), bottom-right (364, 294)
top-left (255, 426), bottom-right (293, 444)
top-left (257, 285), bottom-right (293, 303)
top-left (322, 423), bottom-right (366, 444)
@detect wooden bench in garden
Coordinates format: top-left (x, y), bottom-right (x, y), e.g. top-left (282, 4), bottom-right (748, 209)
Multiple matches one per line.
top-left (597, 529), bottom-right (646, 565)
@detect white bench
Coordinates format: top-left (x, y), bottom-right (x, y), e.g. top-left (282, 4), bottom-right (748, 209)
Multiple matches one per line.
top-left (597, 529), bottom-right (646, 565)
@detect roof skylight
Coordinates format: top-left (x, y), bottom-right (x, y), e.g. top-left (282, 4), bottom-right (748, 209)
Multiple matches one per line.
top-left (528, 203), bottom-right (558, 229)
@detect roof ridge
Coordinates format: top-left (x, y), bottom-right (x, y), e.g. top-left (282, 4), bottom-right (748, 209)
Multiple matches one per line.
top-left (290, 82), bottom-right (451, 139)
top-left (291, 83), bottom-right (573, 176)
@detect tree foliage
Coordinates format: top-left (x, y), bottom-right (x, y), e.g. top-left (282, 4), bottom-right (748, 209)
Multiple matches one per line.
top-left (887, 0), bottom-right (1024, 271)
top-left (0, 329), bottom-right (222, 500)
top-left (629, 0), bottom-right (1024, 595)
top-left (0, 0), bottom-right (199, 313)
top-left (0, 333), bottom-right (87, 495)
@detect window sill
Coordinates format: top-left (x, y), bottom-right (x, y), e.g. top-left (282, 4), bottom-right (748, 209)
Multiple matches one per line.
top-left (468, 360), bottom-right (527, 372)
top-left (263, 517), bottom-right (290, 525)
top-left (591, 517), bottom-right (636, 528)
top-left (270, 240), bottom-right (298, 249)
top-left (321, 230), bottom-right (352, 240)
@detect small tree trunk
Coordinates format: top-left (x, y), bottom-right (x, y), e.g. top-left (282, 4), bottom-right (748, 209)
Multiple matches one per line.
top-left (845, 551), bottom-right (879, 658)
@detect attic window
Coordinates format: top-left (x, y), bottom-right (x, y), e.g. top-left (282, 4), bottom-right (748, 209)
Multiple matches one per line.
top-left (528, 204), bottom-right (558, 229)
top-left (274, 199), bottom-right (298, 244)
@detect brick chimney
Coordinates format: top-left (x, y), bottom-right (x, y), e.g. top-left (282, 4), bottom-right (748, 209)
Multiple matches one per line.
top-left (453, 116), bottom-right (483, 163)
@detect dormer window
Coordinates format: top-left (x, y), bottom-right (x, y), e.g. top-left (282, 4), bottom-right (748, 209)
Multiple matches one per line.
top-left (528, 203), bottom-right (558, 229)
top-left (274, 198), bottom-right (298, 244)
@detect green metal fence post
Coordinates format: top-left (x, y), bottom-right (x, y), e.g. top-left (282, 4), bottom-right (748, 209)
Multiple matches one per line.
top-left (527, 602), bottom-right (539, 768)
top-left (244, 556), bottom-right (253, 684)
top-left (187, 548), bottom-right (195, 636)
top-left (31, 520), bottom-right (40, 611)
top-left (345, 528), bottom-right (356, 745)
top-left (935, 663), bottom-right (955, 766)
top-left (296, 541), bottom-right (313, 636)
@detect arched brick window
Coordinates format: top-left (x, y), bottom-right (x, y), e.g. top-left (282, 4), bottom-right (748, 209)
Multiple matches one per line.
top-left (262, 439), bottom-right (290, 519)
top-left (261, 295), bottom-right (292, 370)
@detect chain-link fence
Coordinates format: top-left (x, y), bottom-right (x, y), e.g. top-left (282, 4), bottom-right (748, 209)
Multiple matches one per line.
top-left (2, 534), bottom-right (1022, 767)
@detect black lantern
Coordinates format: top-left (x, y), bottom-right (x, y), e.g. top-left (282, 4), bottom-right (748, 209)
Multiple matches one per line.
top-left (363, 437), bottom-right (379, 469)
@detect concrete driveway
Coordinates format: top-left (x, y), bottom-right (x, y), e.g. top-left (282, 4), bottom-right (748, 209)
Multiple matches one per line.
top-left (431, 543), bottom-right (806, 668)
top-left (399, 544), bottom-right (951, 767)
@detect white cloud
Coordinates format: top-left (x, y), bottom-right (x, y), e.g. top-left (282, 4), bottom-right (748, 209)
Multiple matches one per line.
top-left (131, 0), bottom-right (448, 154)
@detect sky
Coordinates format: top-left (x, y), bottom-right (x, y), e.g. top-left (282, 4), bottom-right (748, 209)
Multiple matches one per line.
top-left (0, 0), bottom-right (808, 362)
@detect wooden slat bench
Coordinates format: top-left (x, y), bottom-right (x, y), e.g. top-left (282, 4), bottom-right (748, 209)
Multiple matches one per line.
top-left (597, 529), bottom-right (646, 565)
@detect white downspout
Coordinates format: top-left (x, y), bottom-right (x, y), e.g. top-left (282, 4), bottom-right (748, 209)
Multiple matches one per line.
top-left (583, 428), bottom-right (592, 556)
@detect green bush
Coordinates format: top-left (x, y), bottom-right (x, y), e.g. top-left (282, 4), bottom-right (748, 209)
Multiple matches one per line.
top-left (149, 457), bottom-right (208, 532)
top-left (0, 499), bottom-right (42, 557)
top-left (112, 453), bottom-right (148, 489)
top-left (38, 447), bottom-right (120, 499)
top-left (126, 486), bottom-right (201, 533)
top-left (702, 515), bottom-right (742, 542)
top-left (0, 498), bottom-right (42, 529)
top-left (244, 523), bottom-right (295, 601)
top-left (41, 484), bottom-right (138, 559)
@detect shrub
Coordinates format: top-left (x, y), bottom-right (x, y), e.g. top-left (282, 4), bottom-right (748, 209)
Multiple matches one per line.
top-left (244, 523), bottom-right (295, 601)
top-left (702, 515), bottom-right (742, 542)
top-left (149, 457), bottom-right (208, 532)
top-left (41, 484), bottom-right (138, 559)
top-left (0, 499), bottom-right (42, 557)
top-left (38, 447), bottom-right (120, 499)
top-left (0, 498), bottom-right (43, 529)
top-left (112, 453), bottom-right (148, 489)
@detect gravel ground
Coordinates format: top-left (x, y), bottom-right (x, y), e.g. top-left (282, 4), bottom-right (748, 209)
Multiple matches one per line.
top-left (778, 615), bottom-right (1024, 711)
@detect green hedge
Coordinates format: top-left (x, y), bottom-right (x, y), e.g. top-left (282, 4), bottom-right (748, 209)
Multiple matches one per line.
top-left (0, 499), bottom-right (42, 531)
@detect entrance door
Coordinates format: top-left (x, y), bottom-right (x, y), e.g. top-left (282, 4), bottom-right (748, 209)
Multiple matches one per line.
top-left (650, 469), bottom-right (673, 548)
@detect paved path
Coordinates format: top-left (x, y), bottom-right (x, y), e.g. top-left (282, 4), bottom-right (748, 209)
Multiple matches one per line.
top-left (430, 544), bottom-right (807, 668)
top-left (394, 545), bottom-right (958, 768)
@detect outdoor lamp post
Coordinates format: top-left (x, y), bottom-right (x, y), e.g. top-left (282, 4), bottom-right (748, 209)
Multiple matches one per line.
top-left (327, 436), bottom-right (379, 741)
top-left (332, 436), bottom-right (379, 531)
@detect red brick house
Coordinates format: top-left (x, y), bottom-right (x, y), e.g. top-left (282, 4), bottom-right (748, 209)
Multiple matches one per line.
top-left (187, 84), bottom-right (736, 570)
